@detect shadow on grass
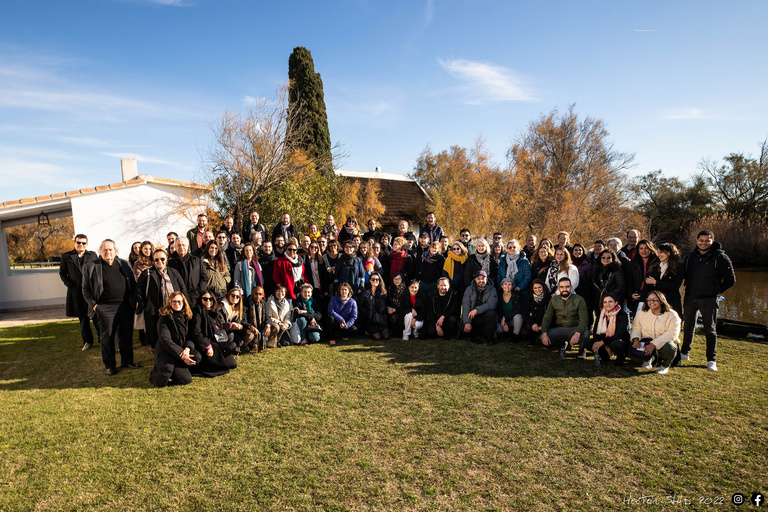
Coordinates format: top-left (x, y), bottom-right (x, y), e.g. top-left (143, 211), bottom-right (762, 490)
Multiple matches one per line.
top-left (0, 321), bottom-right (155, 391)
top-left (338, 336), bottom-right (638, 380)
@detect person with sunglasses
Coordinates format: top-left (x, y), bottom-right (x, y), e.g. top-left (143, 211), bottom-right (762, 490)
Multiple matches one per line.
top-left (628, 291), bottom-right (681, 374)
top-left (191, 291), bottom-right (238, 375)
top-left (273, 241), bottom-right (306, 300)
top-left (358, 272), bottom-right (390, 340)
top-left (149, 292), bottom-right (201, 387)
top-left (304, 241), bottom-right (329, 309)
top-left (135, 248), bottom-right (186, 352)
top-left (59, 234), bottom-right (99, 351)
top-left (442, 242), bottom-right (468, 293)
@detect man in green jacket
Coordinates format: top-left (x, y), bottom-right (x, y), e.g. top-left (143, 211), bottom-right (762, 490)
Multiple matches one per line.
top-left (541, 278), bottom-right (589, 359)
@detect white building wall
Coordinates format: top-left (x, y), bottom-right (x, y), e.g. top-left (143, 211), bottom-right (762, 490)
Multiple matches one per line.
top-left (0, 182), bottom-right (207, 311)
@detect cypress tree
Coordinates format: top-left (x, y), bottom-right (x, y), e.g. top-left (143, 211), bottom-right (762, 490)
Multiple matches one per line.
top-left (287, 46), bottom-right (332, 173)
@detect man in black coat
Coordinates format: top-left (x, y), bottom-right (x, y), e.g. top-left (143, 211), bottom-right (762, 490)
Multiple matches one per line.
top-left (168, 238), bottom-right (208, 308)
top-left (82, 239), bottom-right (138, 375)
top-left (135, 248), bottom-right (187, 349)
top-left (59, 234), bottom-right (98, 350)
top-left (272, 212), bottom-right (299, 243)
top-left (242, 210), bottom-right (267, 244)
top-left (679, 230), bottom-right (736, 371)
top-left (423, 277), bottom-right (461, 339)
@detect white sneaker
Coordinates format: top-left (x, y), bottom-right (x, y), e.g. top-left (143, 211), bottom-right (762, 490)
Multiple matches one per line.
top-left (707, 361), bottom-right (718, 371)
top-left (577, 353), bottom-right (586, 359)
top-left (681, 353), bottom-right (690, 361)
top-left (402, 334), bottom-right (409, 341)
top-left (641, 360), bottom-right (653, 369)
top-left (412, 329), bottom-right (420, 338)
top-left (656, 366), bottom-right (669, 375)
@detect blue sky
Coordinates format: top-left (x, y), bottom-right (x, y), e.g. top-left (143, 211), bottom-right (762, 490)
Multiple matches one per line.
top-left (1, 0), bottom-right (766, 201)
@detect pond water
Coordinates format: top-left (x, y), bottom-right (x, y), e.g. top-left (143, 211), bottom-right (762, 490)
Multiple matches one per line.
top-left (717, 268), bottom-right (768, 325)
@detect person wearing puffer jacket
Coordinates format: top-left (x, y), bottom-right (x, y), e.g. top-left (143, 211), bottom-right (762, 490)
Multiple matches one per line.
top-left (629, 291), bottom-right (681, 375)
top-left (461, 270), bottom-right (498, 345)
top-left (496, 239), bottom-right (532, 297)
top-left (326, 283), bottom-right (358, 346)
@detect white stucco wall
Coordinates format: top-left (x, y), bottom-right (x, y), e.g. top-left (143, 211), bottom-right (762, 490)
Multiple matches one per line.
top-left (0, 182), bottom-right (207, 311)
top-left (70, 183), bottom-right (206, 256)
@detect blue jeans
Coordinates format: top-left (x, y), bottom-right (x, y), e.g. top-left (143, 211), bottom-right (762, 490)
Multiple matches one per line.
top-left (296, 316), bottom-right (321, 343)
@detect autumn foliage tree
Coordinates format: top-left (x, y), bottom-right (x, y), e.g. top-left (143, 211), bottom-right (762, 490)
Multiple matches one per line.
top-left (412, 107), bottom-right (641, 244)
top-left (332, 179), bottom-right (387, 226)
top-left (505, 105), bottom-right (640, 242)
top-left (5, 217), bottom-right (74, 264)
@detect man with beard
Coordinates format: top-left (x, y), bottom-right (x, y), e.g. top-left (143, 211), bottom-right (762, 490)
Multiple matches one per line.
top-left (461, 271), bottom-right (498, 345)
top-left (166, 232), bottom-right (178, 258)
top-left (257, 241), bottom-right (276, 297)
top-left (186, 213), bottom-right (209, 252)
top-left (242, 211), bottom-right (267, 243)
top-left (219, 216), bottom-right (236, 239)
top-left (459, 228), bottom-right (476, 256)
top-left (424, 277), bottom-right (461, 339)
top-left (273, 235), bottom-right (286, 258)
top-left (540, 278), bottom-right (589, 359)
top-left (192, 231), bottom-right (215, 258)
top-left (59, 234), bottom-right (98, 350)
top-left (522, 234), bottom-right (537, 261)
top-left (419, 212), bottom-right (444, 244)
top-left (272, 212), bottom-right (299, 243)
top-left (168, 237), bottom-right (208, 308)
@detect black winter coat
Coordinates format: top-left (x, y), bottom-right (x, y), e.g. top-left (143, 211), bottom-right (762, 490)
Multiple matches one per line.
top-left (591, 262), bottom-right (627, 307)
top-left (59, 249), bottom-right (98, 317)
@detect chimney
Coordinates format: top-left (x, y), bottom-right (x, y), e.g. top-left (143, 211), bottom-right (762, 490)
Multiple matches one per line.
top-left (375, 166), bottom-right (382, 173)
top-left (121, 158), bottom-right (138, 181)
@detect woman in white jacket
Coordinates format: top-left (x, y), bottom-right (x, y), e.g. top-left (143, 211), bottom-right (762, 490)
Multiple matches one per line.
top-left (266, 284), bottom-right (299, 348)
top-left (629, 291), bottom-right (681, 374)
top-left (547, 247), bottom-right (579, 295)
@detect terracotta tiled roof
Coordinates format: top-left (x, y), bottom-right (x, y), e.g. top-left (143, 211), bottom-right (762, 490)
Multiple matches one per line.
top-left (0, 175), bottom-right (211, 209)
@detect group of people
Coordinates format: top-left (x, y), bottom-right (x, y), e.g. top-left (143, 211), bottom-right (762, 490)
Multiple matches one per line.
top-left (58, 210), bottom-right (735, 385)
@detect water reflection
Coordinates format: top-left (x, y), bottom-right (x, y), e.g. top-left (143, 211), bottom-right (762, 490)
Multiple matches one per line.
top-left (717, 268), bottom-right (768, 324)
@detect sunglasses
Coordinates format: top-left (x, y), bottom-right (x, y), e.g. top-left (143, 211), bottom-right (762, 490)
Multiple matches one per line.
top-left (153, 258), bottom-right (166, 262)
top-left (286, 248), bottom-right (297, 252)
top-left (310, 246), bottom-right (318, 250)
top-left (170, 300), bottom-right (184, 305)
top-left (452, 247), bottom-right (462, 251)
top-left (229, 295), bottom-right (240, 300)
top-left (646, 298), bottom-right (660, 303)
top-left (370, 278), bottom-right (380, 282)
top-left (75, 241), bottom-right (87, 245)
top-left (201, 297), bottom-right (214, 303)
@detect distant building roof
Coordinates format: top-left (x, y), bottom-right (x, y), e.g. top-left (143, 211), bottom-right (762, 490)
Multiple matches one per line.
top-left (334, 170), bottom-right (428, 227)
top-left (0, 175), bottom-right (210, 211)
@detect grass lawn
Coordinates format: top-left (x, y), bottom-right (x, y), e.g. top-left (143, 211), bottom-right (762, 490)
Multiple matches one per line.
top-left (0, 321), bottom-right (766, 511)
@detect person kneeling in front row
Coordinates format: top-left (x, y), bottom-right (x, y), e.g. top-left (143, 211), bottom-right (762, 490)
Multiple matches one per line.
top-left (150, 292), bottom-right (201, 387)
top-left (628, 291), bottom-right (681, 374)
top-left (540, 277), bottom-right (590, 359)
top-left (461, 271), bottom-right (498, 345)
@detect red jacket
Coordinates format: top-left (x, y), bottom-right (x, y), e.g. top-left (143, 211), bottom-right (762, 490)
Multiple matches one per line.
top-left (272, 256), bottom-right (306, 299)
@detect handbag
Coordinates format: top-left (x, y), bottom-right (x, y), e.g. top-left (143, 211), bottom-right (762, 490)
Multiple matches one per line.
top-left (134, 269), bottom-right (151, 331)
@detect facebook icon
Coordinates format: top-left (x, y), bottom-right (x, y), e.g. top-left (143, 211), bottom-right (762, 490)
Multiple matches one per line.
top-left (752, 493), bottom-right (764, 507)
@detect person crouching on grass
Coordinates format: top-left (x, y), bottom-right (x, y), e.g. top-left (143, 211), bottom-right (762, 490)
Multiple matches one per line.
top-left (326, 282), bottom-right (358, 346)
top-left (150, 291), bottom-right (200, 387)
top-left (628, 291), bottom-right (681, 375)
top-left (402, 279), bottom-right (426, 340)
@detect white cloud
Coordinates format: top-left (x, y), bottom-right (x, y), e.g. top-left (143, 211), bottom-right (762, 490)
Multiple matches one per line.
top-left (0, 158), bottom-right (85, 192)
top-left (424, 0), bottom-right (435, 24)
top-left (243, 95), bottom-right (268, 107)
top-left (437, 58), bottom-right (535, 104)
top-left (101, 152), bottom-right (192, 171)
top-left (665, 108), bottom-right (709, 120)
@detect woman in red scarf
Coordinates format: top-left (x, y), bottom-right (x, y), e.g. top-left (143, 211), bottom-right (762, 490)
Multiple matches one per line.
top-left (587, 294), bottom-right (630, 366)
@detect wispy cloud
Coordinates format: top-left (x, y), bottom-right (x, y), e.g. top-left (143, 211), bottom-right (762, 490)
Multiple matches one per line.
top-left (243, 95), bottom-right (268, 107)
top-left (101, 152), bottom-right (192, 171)
top-left (0, 157), bottom-right (86, 192)
top-left (437, 58), bottom-right (536, 104)
top-left (664, 108), bottom-right (710, 120)
top-left (424, 0), bottom-right (435, 24)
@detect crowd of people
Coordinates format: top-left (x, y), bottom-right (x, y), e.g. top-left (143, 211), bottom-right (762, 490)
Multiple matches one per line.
top-left (58, 210), bottom-right (736, 386)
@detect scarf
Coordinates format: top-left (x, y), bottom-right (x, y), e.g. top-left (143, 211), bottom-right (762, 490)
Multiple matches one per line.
top-left (475, 250), bottom-right (491, 275)
top-left (297, 295), bottom-right (315, 314)
top-left (170, 310), bottom-right (187, 341)
top-left (547, 260), bottom-right (560, 292)
top-left (659, 261), bottom-right (668, 279)
top-left (504, 253), bottom-right (519, 281)
top-left (388, 280), bottom-right (407, 312)
top-left (157, 267), bottom-right (174, 306)
top-left (442, 251), bottom-right (467, 280)
top-left (258, 249), bottom-right (275, 263)
top-left (390, 250), bottom-right (408, 277)
top-left (533, 290), bottom-right (546, 303)
top-left (422, 250), bottom-right (439, 265)
top-left (285, 253), bottom-right (304, 282)
top-left (596, 305), bottom-right (621, 337)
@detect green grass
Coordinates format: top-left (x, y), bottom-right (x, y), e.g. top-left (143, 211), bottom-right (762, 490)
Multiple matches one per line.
top-left (0, 322), bottom-right (766, 511)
